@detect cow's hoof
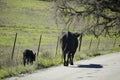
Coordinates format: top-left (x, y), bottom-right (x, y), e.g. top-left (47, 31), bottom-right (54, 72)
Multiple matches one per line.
top-left (70, 63), bottom-right (74, 65)
top-left (64, 64), bottom-right (68, 66)
top-left (64, 62), bottom-right (68, 66)
top-left (70, 62), bottom-right (74, 65)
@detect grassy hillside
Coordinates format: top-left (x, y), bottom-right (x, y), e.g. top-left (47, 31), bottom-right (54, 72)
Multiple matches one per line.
top-left (0, 0), bottom-right (59, 60)
top-left (0, 0), bottom-right (62, 78)
top-left (0, 0), bottom-right (54, 26)
top-left (0, 0), bottom-right (120, 79)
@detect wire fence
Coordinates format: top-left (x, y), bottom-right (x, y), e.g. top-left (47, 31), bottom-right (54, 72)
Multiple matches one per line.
top-left (0, 32), bottom-right (120, 68)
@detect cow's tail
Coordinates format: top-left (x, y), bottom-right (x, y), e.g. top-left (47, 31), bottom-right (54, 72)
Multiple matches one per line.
top-left (78, 33), bottom-right (83, 52)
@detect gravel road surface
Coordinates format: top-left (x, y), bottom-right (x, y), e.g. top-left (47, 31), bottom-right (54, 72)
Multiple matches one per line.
top-left (4, 52), bottom-right (120, 80)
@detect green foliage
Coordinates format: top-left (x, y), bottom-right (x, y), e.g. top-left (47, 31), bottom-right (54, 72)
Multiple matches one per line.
top-left (0, 0), bottom-right (120, 79)
top-left (38, 0), bottom-right (54, 2)
top-left (109, 48), bottom-right (120, 53)
top-left (0, 68), bottom-right (10, 79)
top-left (55, 0), bottom-right (120, 37)
top-left (0, 65), bottom-right (37, 79)
top-left (35, 51), bottom-right (62, 69)
top-left (0, 0), bottom-right (53, 27)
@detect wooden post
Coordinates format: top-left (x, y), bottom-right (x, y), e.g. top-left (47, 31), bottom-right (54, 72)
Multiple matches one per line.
top-left (11, 33), bottom-right (17, 60)
top-left (78, 33), bottom-right (83, 52)
top-left (89, 38), bottom-right (93, 49)
top-left (96, 38), bottom-right (100, 50)
top-left (37, 34), bottom-right (42, 58)
top-left (55, 36), bottom-right (59, 56)
top-left (113, 38), bottom-right (117, 47)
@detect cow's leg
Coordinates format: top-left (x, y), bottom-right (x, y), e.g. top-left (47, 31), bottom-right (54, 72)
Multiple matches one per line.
top-left (63, 51), bottom-right (68, 66)
top-left (63, 53), bottom-right (67, 66)
top-left (66, 53), bottom-right (71, 66)
top-left (70, 53), bottom-right (73, 65)
top-left (70, 53), bottom-right (75, 65)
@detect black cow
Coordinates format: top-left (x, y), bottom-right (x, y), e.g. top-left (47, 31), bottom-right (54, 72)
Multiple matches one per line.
top-left (60, 31), bottom-right (81, 66)
top-left (23, 49), bottom-right (36, 66)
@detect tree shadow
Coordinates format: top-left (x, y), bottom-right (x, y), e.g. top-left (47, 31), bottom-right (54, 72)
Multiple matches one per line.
top-left (77, 64), bottom-right (103, 68)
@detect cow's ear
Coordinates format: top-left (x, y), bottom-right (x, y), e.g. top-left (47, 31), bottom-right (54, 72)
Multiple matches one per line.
top-left (74, 33), bottom-right (80, 37)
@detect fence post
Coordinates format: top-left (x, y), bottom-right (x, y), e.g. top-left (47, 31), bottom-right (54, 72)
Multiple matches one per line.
top-left (96, 38), bottom-right (100, 50)
top-left (37, 34), bottom-right (42, 58)
top-left (55, 36), bottom-right (59, 56)
top-left (89, 38), bottom-right (93, 49)
top-left (78, 33), bottom-right (83, 52)
top-left (11, 33), bottom-right (17, 60)
top-left (113, 38), bottom-right (117, 47)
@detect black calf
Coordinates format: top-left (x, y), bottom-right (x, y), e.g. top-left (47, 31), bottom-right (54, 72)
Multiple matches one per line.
top-left (23, 49), bottom-right (36, 66)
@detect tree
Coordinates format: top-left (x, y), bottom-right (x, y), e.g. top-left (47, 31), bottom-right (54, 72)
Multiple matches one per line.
top-left (54, 0), bottom-right (120, 37)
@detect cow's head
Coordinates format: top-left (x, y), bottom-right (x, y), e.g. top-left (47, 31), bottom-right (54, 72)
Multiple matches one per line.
top-left (74, 32), bottom-right (80, 38)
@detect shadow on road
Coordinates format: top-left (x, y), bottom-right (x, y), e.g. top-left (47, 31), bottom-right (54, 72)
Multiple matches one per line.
top-left (78, 64), bottom-right (103, 68)
top-left (70, 64), bottom-right (103, 68)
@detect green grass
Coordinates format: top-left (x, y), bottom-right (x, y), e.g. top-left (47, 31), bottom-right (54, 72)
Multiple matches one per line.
top-left (0, 65), bottom-right (37, 79)
top-left (0, 0), bottom-right (120, 79)
top-left (0, 0), bottom-right (53, 27)
top-left (0, 1), bottom-right (62, 78)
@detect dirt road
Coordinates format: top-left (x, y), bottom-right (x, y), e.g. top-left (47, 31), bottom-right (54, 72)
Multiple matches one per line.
top-left (4, 52), bottom-right (120, 80)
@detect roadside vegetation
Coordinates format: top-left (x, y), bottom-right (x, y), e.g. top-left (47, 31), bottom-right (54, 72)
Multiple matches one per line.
top-left (0, 0), bottom-right (120, 79)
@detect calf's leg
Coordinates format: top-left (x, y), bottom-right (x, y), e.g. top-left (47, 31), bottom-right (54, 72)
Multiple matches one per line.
top-left (23, 57), bottom-right (26, 66)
